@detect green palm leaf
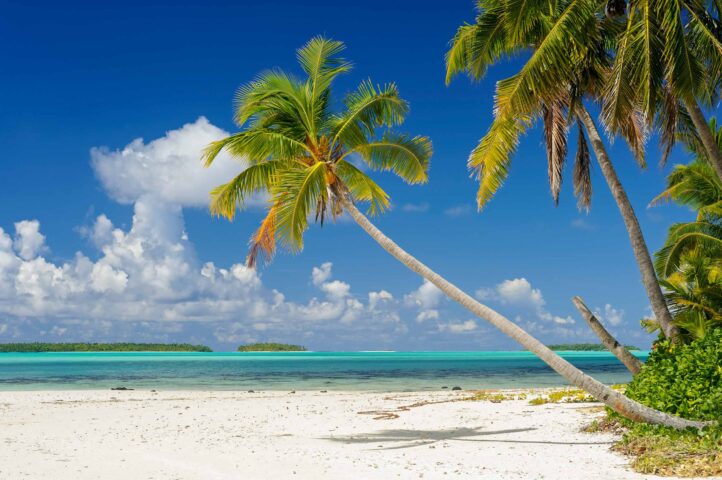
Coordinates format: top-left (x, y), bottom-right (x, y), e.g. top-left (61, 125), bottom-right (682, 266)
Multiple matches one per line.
top-left (335, 161), bottom-right (390, 215)
top-left (209, 161), bottom-right (282, 219)
top-left (273, 162), bottom-right (329, 251)
top-left (347, 133), bottom-right (432, 184)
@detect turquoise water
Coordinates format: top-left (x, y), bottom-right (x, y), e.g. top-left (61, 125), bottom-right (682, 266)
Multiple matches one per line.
top-left (0, 351), bottom-right (649, 391)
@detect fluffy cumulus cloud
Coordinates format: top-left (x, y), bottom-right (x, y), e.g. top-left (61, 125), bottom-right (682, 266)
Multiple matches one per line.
top-left (1, 118), bottom-right (495, 349)
top-left (5, 117), bottom-right (635, 349)
top-left (476, 277), bottom-right (576, 330)
top-left (594, 304), bottom-right (625, 327)
top-left (90, 117), bottom-right (262, 208)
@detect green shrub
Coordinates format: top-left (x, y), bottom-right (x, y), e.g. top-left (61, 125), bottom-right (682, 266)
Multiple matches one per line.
top-left (625, 329), bottom-right (722, 422)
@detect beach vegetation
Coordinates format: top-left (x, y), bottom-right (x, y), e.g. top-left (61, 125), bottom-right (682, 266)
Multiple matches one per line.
top-left (0, 343), bottom-right (212, 352)
top-left (237, 343), bottom-right (307, 352)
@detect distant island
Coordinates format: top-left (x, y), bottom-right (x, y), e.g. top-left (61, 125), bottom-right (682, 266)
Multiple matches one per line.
top-left (237, 343), bottom-right (307, 352)
top-left (546, 343), bottom-right (640, 351)
top-left (0, 343), bottom-right (212, 353)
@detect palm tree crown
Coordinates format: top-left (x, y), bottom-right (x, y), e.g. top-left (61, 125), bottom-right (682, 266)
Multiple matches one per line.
top-left (445, 0), bottom-right (638, 209)
top-left (203, 37), bottom-right (432, 267)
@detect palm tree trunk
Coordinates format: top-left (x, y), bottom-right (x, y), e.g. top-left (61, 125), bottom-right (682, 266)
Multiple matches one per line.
top-left (572, 296), bottom-right (643, 375)
top-left (577, 107), bottom-right (680, 342)
top-left (685, 100), bottom-right (722, 184)
top-left (343, 200), bottom-right (708, 430)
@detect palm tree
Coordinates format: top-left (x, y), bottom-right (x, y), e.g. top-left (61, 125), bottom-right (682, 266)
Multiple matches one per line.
top-left (652, 140), bottom-right (722, 277)
top-left (445, 0), bottom-right (679, 340)
top-left (203, 36), bottom-right (705, 429)
top-left (602, 0), bottom-right (722, 183)
top-left (651, 148), bottom-right (722, 339)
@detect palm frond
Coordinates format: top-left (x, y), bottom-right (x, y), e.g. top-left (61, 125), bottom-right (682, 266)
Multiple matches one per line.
top-left (233, 69), bottom-right (315, 136)
top-left (202, 130), bottom-right (311, 167)
top-left (297, 36), bottom-right (351, 101)
top-left (272, 162), bottom-right (329, 251)
top-left (335, 161), bottom-right (390, 215)
top-left (445, 8), bottom-right (511, 84)
top-left (329, 81), bottom-right (409, 152)
top-left (542, 100), bottom-right (569, 205)
top-left (469, 113), bottom-right (532, 208)
top-left (494, 0), bottom-right (599, 117)
top-left (247, 204), bottom-right (278, 268)
top-left (573, 120), bottom-right (593, 211)
top-left (209, 161), bottom-right (281, 219)
top-left (346, 133), bottom-right (432, 184)
top-left (659, 0), bottom-right (705, 101)
top-left (655, 221), bottom-right (722, 276)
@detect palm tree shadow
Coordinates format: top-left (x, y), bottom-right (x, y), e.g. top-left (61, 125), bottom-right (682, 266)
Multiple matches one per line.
top-left (323, 427), bottom-right (613, 450)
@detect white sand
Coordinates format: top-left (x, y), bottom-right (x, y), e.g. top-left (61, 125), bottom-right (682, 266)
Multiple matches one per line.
top-left (0, 389), bottom-right (706, 479)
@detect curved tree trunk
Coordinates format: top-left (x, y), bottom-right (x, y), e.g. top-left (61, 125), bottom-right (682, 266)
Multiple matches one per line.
top-left (685, 100), bottom-right (722, 184)
top-left (577, 107), bottom-right (679, 342)
top-left (343, 200), bottom-right (708, 430)
top-left (572, 295), bottom-right (643, 375)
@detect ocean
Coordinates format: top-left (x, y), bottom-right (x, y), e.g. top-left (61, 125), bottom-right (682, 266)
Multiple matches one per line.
top-left (0, 351), bottom-right (648, 391)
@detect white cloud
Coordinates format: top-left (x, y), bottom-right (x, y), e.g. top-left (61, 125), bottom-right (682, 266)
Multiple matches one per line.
top-left (13, 220), bottom-right (46, 260)
top-left (368, 290), bottom-right (393, 310)
top-left (475, 277), bottom-right (575, 326)
top-left (404, 280), bottom-right (443, 309)
top-left (311, 262), bottom-right (333, 286)
top-left (444, 204), bottom-right (472, 217)
top-left (441, 319), bottom-right (478, 333)
top-left (594, 304), bottom-right (625, 327)
top-left (90, 117), bottom-right (258, 208)
top-left (401, 202), bottom-right (429, 213)
top-left (416, 309), bottom-right (439, 322)
top-left (496, 278), bottom-right (545, 308)
top-left (320, 280), bottom-right (351, 299)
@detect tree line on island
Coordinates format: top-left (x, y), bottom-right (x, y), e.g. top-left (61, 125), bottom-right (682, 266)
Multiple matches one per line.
top-left (0, 342), bottom-right (309, 352)
top-left (0, 343), bottom-right (212, 353)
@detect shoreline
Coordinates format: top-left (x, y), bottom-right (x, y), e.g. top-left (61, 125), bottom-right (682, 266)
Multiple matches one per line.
top-left (0, 388), bottom-right (682, 479)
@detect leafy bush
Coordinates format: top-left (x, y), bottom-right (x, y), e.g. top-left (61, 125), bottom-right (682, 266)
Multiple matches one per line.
top-left (625, 329), bottom-right (722, 422)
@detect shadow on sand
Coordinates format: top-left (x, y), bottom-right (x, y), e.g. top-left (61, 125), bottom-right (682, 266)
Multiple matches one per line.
top-left (323, 426), bottom-right (613, 450)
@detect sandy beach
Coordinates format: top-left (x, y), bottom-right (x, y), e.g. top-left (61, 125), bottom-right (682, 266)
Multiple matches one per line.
top-left (0, 389), bottom-right (707, 480)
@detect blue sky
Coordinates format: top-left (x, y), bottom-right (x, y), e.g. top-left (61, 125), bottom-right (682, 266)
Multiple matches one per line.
top-left (0, 0), bottom-right (709, 350)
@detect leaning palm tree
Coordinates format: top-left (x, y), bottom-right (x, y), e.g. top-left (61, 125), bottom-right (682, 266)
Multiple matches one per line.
top-left (445, 0), bottom-right (679, 340)
top-left (203, 36), bottom-right (705, 428)
top-left (602, 0), bottom-right (722, 183)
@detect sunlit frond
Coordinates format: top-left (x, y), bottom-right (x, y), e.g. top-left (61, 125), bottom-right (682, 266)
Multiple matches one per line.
top-left (347, 133), bottom-right (432, 184)
top-left (233, 70), bottom-right (314, 135)
top-left (247, 204), bottom-right (278, 268)
top-left (209, 161), bottom-right (281, 219)
top-left (655, 221), bottom-right (722, 276)
top-left (202, 130), bottom-right (311, 167)
top-left (445, 7), bottom-right (510, 84)
top-left (494, 0), bottom-right (599, 117)
top-left (335, 161), bottom-right (390, 215)
top-left (297, 36), bottom-right (351, 101)
top-left (272, 162), bottom-right (329, 251)
top-left (469, 113), bottom-right (531, 208)
top-left (330, 81), bottom-right (409, 152)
